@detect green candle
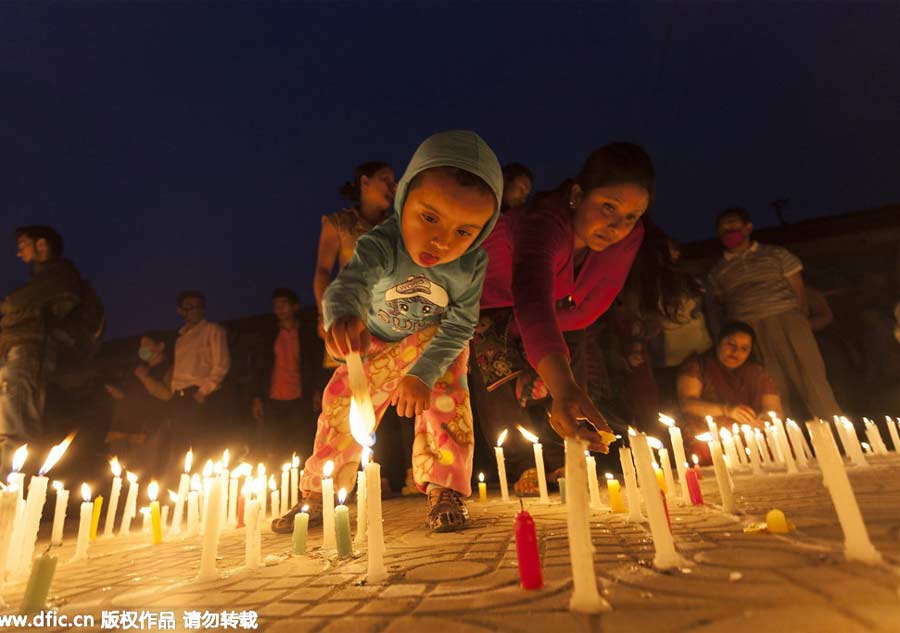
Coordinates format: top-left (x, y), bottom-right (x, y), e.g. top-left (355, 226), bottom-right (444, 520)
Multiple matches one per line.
top-left (292, 506), bottom-right (309, 555)
top-left (334, 489), bottom-right (352, 560)
top-left (20, 552), bottom-right (58, 614)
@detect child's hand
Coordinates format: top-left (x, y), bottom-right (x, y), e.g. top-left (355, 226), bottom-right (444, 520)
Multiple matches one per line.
top-left (325, 316), bottom-right (370, 360)
top-left (391, 375), bottom-right (431, 418)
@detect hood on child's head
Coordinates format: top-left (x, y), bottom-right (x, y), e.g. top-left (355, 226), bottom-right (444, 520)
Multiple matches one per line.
top-left (393, 130), bottom-right (504, 254)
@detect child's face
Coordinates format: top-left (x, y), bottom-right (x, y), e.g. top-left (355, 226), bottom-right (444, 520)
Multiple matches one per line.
top-left (400, 169), bottom-right (495, 267)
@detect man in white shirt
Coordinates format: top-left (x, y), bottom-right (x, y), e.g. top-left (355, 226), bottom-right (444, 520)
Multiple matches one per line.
top-left (171, 291), bottom-right (231, 451)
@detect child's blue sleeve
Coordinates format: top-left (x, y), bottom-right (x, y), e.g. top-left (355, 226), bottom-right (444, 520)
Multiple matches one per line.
top-left (407, 251), bottom-right (487, 388)
top-left (322, 231), bottom-right (393, 330)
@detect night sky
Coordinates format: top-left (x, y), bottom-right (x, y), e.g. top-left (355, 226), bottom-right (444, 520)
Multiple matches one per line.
top-left (3, 3), bottom-right (899, 338)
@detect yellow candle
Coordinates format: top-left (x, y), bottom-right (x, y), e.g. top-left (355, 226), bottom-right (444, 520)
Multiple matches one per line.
top-left (148, 481), bottom-right (162, 545)
top-left (605, 474), bottom-right (626, 513)
top-left (89, 495), bottom-right (104, 541)
top-left (478, 473), bottom-right (487, 502)
top-left (653, 463), bottom-right (667, 494)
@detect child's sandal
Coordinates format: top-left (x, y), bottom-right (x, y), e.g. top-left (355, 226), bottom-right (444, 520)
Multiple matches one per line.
top-left (271, 493), bottom-right (323, 534)
top-left (426, 487), bottom-right (469, 533)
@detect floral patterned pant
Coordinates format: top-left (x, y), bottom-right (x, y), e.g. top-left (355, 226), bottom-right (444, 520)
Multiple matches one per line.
top-left (299, 325), bottom-right (474, 498)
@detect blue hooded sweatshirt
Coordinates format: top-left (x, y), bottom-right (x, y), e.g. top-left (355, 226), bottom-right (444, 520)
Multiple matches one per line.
top-left (322, 130), bottom-right (503, 388)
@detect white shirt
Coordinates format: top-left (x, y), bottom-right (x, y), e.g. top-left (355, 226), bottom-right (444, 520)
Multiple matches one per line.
top-left (172, 319), bottom-right (230, 395)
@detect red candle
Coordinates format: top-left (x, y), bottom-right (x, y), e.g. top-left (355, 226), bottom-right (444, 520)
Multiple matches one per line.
top-left (236, 493), bottom-right (246, 528)
top-left (514, 506), bottom-right (543, 590)
top-left (685, 469), bottom-right (704, 505)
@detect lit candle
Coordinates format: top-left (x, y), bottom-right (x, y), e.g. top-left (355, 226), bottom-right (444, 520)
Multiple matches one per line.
top-left (478, 473), bottom-right (487, 502)
top-left (563, 437), bottom-right (610, 613)
top-left (585, 453), bottom-right (602, 510)
top-left (245, 481), bottom-right (262, 569)
top-left (50, 481), bottom-right (68, 546)
top-left (684, 464), bottom-right (704, 505)
top-left (659, 414), bottom-right (691, 505)
top-left (349, 391), bottom-right (386, 583)
top-left (806, 420), bottom-right (882, 563)
top-left (886, 416), bottom-right (900, 453)
top-left (292, 504), bottom-right (309, 555)
top-left (334, 488), bottom-right (352, 559)
top-left (237, 479), bottom-right (249, 528)
top-left (8, 445), bottom-right (28, 501)
top-left (691, 454), bottom-right (702, 479)
top-left (705, 415), bottom-right (722, 456)
top-left (279, 463), bottom-right (290, 517)
top-left (269, 475), bottom-right (279, 521)
top-left (119, 471), bottom-right (139, 535)
top-left (186, 474), bottom-right (201, 537)
top-left (0, 485), bottom-right (20, 586)
top-left (697, 432), bottom-right (735, 512)
top-left (171, 449), bottom-right (192, 536)
top-left (838, 417), bottom-right (868, 467)
top-left (198, 468), bottom-right (226, 580)
top-left (291, 453), bottom-right (300, 508)
top-left (514, 501), bottom-right (542, 590)
top-left (494, 429), bottom-right (510, 502)
top-left (518, 425), bottom-right (548, 503)
top-left (355, 449), bottom-right (368, 547)
top-left (741, 425), bottom-right (764, 475)
top-left (770, 413), bottom-right (798, 474)
top-left (731, 424), bottom-right (748, 465)
top-left (755, 428), bottom-right (771, 464)
top-left (605, 473), bottom-right (625, 513)
top-left (618, 445), bottom-right (644, 522)
top-left (718, 427), bottom-right (742, 472)
top-left (631, 433), bottom-right (682, 569)
top-left (227, 467), bottom-right (239, 528)
top-left (140, 507), bottom-right (151, 534)
top-left (652, 461), bottom-right (666, 493)
top-left (161, 505), bottom-right (170, 536)
top-left (863, 418), bottom-right (888, 455)
top-left (103, 457), bottom-right (123, 537)
top-left (89, 495), bottom-right (104, 542)
top-left (200, 460), bottom-right (214, 532)
top-left (72, 483), bottom-right (93, 561)
top-left (786, 419), bottom-right (810, 469)
top-left (148, 481), bottom-right (162, 545)
top-left (19, 548), bottom-right (58, 614)
top-left (322, 460), bottom-right (335, 550)
top-left (764, 422), bottom-right (784, 464)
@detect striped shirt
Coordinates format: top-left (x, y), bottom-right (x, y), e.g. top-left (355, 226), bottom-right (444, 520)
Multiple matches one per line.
top-left (708, 242), bottom-right (803, 320)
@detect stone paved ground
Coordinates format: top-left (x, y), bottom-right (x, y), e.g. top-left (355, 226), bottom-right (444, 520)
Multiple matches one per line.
top-left (3, 455), bottom-right (900, 633)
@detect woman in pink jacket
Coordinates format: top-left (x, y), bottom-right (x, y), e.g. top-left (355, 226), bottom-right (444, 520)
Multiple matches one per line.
top-left (472, 143), bottom-right (652, 491)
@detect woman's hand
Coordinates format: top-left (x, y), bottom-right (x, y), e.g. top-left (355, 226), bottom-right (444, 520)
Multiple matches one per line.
top-left (549, 383), bottom-right (614, 453)
top-left (391, 375), bottom-right (431, 418)
top-left (724, 404), bottom-right (757, 426)
top-left (325, 316), bottom-right (370, 360)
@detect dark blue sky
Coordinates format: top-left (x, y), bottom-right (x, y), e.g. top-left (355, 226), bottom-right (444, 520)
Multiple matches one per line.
top-left (2, 3), bottom-right (899, 338)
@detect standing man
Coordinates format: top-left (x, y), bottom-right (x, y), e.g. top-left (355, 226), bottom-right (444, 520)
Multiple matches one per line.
top-left (170, 291), bottom-right (230, 453)
top-left (1, 226), bottom-right (83, 471)
top-left (252, 288), bottom-right (313, 461)
top-left (708, 208), bottom-right (841, 418)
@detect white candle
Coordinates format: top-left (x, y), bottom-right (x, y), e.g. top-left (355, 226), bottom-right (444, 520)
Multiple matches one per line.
top-left (200, 460), bottom-right (214, 533)
top-left (103, 457), bottom-right (123, 537)
top-left (161, 505), bottom-right (170, 536)
top-left (198, 472), bottom-right (226, 580)
top-left (839, 417), bottom-right (868, 467)
top-left (564, 437), bottom-right (610, 613)
top-left (702, 433), bottom-right (735, 512)
top-left (742, 425), bottom-right (764, 474)
top-left (245, 497), bottom-right (261, 569)
top-left (705, 416), bottom-right (722, 456)
top-left (765, 423), bottom-right (784, 464)
top-left (280, 464), bottom-right (290, 517)
top-left (72, 484), bottom-right (93, 561)
top-left (4, 497), bottom-right (25, 573)
top-left (140, 507), bottom-right (151, 534)
top-left (754, 428), bottom-right (770, 464)
top-left (863, 418), bottom-right (888, 455)
top-left (806, 420), bottom-right (882, 563)
top-left (659, 414), bottom-right (691, 504)
top-left (50, 482), bottom-right (68, 546)
top-left (731, 424), bottom-right (748, 465)
top-left (365, 458), bottom-right (387, 583)
top-left (585, 453), bottom-right (602, 510)
top-left (171, 450), bottom-right (192, 536)
top-left (886, 416), bottom-right (900, 453)
top-left (658, 448), bottom-right (678, 501)
top-left (119, 472), bottom-right (139, 535)
top-left (228, 474), bottom-right (239, 527)
top-left (494, 430), bottom-right (510, 502)
top-left (771, 416), bottom-right (798, 474)
top-left (631, 433), bottom-right (682, 569)
top-left (291, 453), bottom-right (300, 508)
top-left (15, 474), bottom-right (49, 576)
top-left (718, 428), bottom-right (740, 472)
top-left (0, 488), bottom-right (20, 587)
top-left (322, 461), bottom-right (336, 549)
top-left (186, 475), bottom-right (201, 538)
top-left (518, 426), bottom-right (548, 503)
top-left (618, 446), bottom-right (644, 522)
top-left (355, 449), bottom-right (369, 546)
top-left (786, 420), bottom-right (810, 469)
top-left (267, 477), bottom-right (277, 522)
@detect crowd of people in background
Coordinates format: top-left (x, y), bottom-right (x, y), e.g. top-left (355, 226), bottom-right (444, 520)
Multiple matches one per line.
top-left (2, 130), bottom-right (899, 534)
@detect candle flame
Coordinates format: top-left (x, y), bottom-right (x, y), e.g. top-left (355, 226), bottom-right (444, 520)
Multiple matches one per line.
top-left (292, 453), bottom-right (300, 468)
top-left (658, 413), bottom-right (675, 427)
top-left (605, 472), bottom-right (614, 480)
top-left (646, 436), bottom-right (664, 450)
top-left (695, 432), bottom-right (712, 442)
top-left (222, 448), bottom-right (230, 469)
top-left (497, 429), bottom-right (508, 447)
top-left (740, 424), bottom-right (751, 433)
top-left (268, 474), bottom-right (276, 490)
top-left (126, 471), bottom-right (138, 484)
top-left (12, 445), bottom-right (28, 472)
top-left (168, 489), bottom-right (178, 503)
top-left (301, 504), bottom-right (309, 513)
top-left (338, 488), bottom-right (347, 504)
top-left (81, 482), bottom-right (91, 502)
top-left (349, 397), bottom-right (376, 448)
top-left (862, 442), bottom-right (871, 451)
top-left (478, 472), bottom-right (484, 483)
top-left (282, 463), bottom-right (290, 472)
top-left (652, 461), bottom-right (660, 470)
top-left (705, 415), bottom-right (714, 425)
top-left (517, 425), bottom-right (539, 444)
top-left (719, 427), bottom-right (732, 439)
top-left (768, 411), bottom-right (777, 420)
top-left (190, 474), bottom-right (201, 491)
top-left (257, 463), bottom-right (265, 478)
top-left (202, 460), bottom-right (213, 478)
top-left (235, 463), bottom-right (252, 477)
top-left (323, 460), bottom-right (334, 478)
top-left (692, 454), bottom-right (700, 465)
top-left (184, 449), bottom-right (193, 473)
top-left (147, 480), bottom-right (159, 501)
top-left (52, 480), bottom-right (64, 492)
top-left (110, 456), bottom-right (122, 478)
top-left (627, 427), bottom-right (637, 437)
top-left (39, 432), bottom-right (76, 475)
top-left (214, 461), bottom-right (223, 476)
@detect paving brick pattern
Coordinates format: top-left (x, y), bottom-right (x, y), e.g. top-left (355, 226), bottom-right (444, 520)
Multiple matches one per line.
top-left (3, 456), bottom-right (900, 632)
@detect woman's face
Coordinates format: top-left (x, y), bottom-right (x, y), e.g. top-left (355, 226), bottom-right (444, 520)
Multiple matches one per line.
top-left (717, 332), bottom-right (753, 369)
top-left (571, 182), bottom-right (649, 251)
top-left (360, 167), bottom-right (396, 210)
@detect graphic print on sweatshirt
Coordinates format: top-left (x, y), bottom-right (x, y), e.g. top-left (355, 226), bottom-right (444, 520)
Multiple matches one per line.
top-left (378, 275), bottom-right (449, 333)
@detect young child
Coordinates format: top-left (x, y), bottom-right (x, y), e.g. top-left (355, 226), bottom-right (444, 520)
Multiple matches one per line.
top-left (272, 130), bottom-right (502, 533)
